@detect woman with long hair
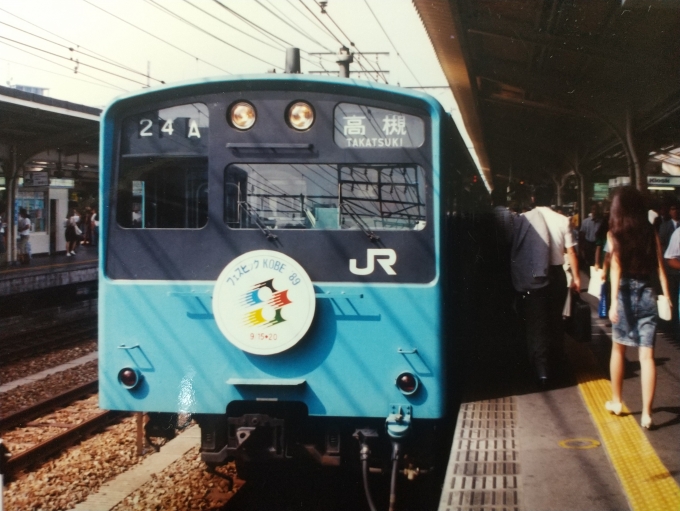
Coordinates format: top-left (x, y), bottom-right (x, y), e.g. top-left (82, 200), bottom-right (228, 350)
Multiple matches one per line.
top-left (606, 187), bottom-right (670, 429)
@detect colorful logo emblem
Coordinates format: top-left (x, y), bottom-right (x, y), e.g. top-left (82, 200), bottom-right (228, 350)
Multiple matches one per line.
top-left (213, 250), bottom-right (316, 355)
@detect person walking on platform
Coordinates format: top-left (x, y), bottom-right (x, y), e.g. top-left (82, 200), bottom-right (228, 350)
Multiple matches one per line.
top-left (17, 208), bottom-right (32, 265)
top-left (65, 209), bottom-right (81, 256)
top-left (659, 202), bottom-right (680, 335)
top-left (91, 207), bottom-right (99, 248)
top-left (510, 194), bottom-right (580, 386)
top-left (606, 187), bottom-right (670, 429)
top-left (580, 204), bottom-right (602, 268)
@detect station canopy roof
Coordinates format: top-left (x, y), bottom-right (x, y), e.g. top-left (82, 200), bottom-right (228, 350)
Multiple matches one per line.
top-left (413, 0), bottom-right (680, 190)
top-left (0, 85), bottom-right (100, 176)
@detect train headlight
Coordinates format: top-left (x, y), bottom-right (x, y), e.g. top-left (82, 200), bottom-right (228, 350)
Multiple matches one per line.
top-left (118, 367), bottom-right (143, 390)
top-left (395, 372), bottom-right (419, 396)
top-left (229, 101), bottom-right (256, 130)
top-left (287, 101), bottom-right (314, 130)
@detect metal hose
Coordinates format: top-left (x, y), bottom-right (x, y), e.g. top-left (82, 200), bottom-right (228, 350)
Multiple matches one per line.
top-left (362, 456), bottom-right (379, 511)
top-left (388, 442), bottom-right (401, 511)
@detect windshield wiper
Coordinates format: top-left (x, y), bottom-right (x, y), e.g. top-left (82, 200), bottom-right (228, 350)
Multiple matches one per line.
top-left (340, 202), bottom-right (380, 241)
top-left (239, 202), bottom-right (278, 241)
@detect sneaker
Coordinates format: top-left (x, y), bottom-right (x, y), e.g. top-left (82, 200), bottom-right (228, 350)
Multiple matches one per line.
top-left (71, 251), bottom-right (76, 255)
top-left (66, 252), bottom-right (72, 257)
top-left (605, 401), bottom-right (622, 416)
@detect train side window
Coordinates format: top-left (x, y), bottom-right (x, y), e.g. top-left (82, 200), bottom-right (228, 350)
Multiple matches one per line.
top-left (223, 164), bottom-right (426, 231)
top-left (116, 156), bottom-right (208, 229)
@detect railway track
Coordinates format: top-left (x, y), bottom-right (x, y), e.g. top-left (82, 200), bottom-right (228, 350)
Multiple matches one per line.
top-left (1, 380), bottom-right (124, 480)
top-left (0, 316), bottom-right (97, 365)
top-left (0, 380), bottom-right (99, 430)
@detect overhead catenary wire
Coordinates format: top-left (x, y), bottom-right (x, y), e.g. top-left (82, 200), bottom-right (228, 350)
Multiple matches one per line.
top-left (183, 0), bottom-right (325, 71)
top-left (0, 56), bottom-right (126, 92)
top-left (0, 20), bottom-right (166, 84)
top-left (0, 5), bottom-right (149, 81)
top-left (182, 0), bottom-right (286, 52)
top-left (255, 0), bottom-right (333, 54)
top-left (297, 0), bottom-right (386, 83)
top-left (144, 0), bottom-right (282, 70)
top-left (209, 0), bottom-right (333, 71)
top-left (362, 0), bottom-right (421, 87)
top-left (80, 0), bottom-right (232, 75)
top-left (0, 40), bottom-right (128, 92)
top-left (282, 0), bottom-right (340, 48)
top-left (310, 0), bottom-right (388, 83)
top-left (211, 0), bottom-right (294, 51)
top-left (0, 35), bottom-right (150, 86)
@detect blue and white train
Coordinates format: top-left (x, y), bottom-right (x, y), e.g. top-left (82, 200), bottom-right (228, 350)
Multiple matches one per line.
top-left (98, 70), bottom-right (480, 496)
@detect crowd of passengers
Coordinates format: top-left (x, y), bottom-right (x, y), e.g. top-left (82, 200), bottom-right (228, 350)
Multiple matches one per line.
top-left (492, 186), bottom-right (677, 430)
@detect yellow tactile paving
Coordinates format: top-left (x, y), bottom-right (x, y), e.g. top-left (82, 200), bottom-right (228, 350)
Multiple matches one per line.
top-left (568, 338), bottom-right (680, 511)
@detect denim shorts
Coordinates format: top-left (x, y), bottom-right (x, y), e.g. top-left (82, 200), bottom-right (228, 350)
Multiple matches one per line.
top-left (612, 277), bottom-right (657, 348)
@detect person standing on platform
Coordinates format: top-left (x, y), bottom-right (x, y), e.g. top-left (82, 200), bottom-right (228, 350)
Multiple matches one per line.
top-left (510, 194), bottom-right (580, 386)
top-left (580, 204), bottom-right (602, 268)
top-left (91, 207), bottom-right (99, 248)
top-left (606, 187), bottom-right (670, 429)
top-left (65, 209), bottom-right (81, 256)
top-left (659, 202), bottom-right (680, 335)
top-left (17, 208), bottom-right (32, 265)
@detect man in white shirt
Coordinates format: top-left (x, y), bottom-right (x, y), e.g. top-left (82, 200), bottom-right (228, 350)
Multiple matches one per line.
top-left (513, 196), bottom-right (580, 386)
top-left (17, 208), bottom-right (31, 264)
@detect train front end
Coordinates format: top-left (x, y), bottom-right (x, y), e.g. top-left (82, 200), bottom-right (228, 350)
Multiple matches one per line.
top-left (99, 75), bottom-right (448, 472)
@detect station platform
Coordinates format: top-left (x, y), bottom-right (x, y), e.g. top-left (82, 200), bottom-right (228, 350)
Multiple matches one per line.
top-left (0, 246), bottom-right (98, 297)
top-left (441, 282), bottom-right (680, 511)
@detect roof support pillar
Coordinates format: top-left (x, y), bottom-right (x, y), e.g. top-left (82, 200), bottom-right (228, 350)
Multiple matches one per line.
top-left (572, 152), bottom-right (587, 223)
top-left (5, 145), bottom-right (18, 265)
top-left (553, 170), bottom-right (575, 207)
top-left (625, 108), bottom-right (654, 192)
top-left (626, 108), bottom-right (642, 190)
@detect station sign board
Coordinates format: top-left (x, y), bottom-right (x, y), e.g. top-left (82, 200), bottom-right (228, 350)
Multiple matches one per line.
top-left (23, 171), bottom-right (49, 187)
top-left (648, 175), bottom-right (680, 186)
top-left (592, 183), bottom-right (609, 200)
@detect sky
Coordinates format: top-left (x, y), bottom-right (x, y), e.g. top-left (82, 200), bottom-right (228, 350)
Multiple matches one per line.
top-left (0, 0), bottom-right (457, 112)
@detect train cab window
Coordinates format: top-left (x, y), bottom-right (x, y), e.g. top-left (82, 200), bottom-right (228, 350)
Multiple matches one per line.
top-left (117, 103), bottom-right (209, 229)
top-left (224, 164), bottom-right (426, 231)
top-left (116, 157), bottom-right (208, 229)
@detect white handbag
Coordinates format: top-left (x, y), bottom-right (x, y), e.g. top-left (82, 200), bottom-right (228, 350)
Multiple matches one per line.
top-left (588, 266), bottom-right (603, 298)
top-left (658, 295), bottom-right (672, 321)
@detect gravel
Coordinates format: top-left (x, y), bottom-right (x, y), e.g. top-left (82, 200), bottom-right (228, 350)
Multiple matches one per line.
top-left (0, 341), bottom-right (97, 385)
top-left (2, 415), bottom-right (154, 511)
top-left (0, 360), bottom-right (98, 418)
top-left (111, 448), bottom-right (241, 511)
top-left (2, 394), bottom-right (102, 455)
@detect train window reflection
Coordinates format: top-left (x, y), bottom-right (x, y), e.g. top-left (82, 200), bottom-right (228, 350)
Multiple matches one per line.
top-left (117, 157), bottom-right (208, 229)
top-left (224, 164), bottom-right (426, 230)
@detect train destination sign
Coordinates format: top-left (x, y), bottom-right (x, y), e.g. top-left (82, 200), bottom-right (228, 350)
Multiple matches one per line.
top-left (213, 250), bottom-right (316, 355)
top-left (334, 103), bottom-right (425, 149)
top-left (121, 103), bottom-right (209, 156)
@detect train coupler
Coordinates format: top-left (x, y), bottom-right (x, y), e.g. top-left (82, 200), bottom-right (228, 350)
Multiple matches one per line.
top-left (386, 404), bottom-right (412, 439)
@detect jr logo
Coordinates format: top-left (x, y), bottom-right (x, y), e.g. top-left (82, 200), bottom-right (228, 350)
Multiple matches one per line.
top-left (349, 249), bottom-right (397, 276)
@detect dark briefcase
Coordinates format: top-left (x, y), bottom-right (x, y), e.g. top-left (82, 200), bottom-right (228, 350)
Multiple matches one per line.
top-left (569, 293), bottom-right (592, 342)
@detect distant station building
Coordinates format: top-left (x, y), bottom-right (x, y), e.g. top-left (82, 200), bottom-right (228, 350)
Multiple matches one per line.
top-left (0, 85), bottom-right (100, 262)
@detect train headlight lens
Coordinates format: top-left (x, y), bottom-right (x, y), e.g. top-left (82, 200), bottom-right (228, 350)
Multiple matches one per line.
top-left (230, 102), bottom-right (256, 130)
top-left (288, 102), bottom-right (314, 130)
top-left (396, 372), bottom-right (419, 395)
top-left (118, 367), bottom-right (142, 390)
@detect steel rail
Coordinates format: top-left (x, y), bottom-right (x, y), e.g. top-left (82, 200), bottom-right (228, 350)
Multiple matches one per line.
top-left (0, 321), bottom-right (97, 365)
top-left (3, 409), bottom-right (125, 478)
top-left (0, 380), bottom-right (98, 431)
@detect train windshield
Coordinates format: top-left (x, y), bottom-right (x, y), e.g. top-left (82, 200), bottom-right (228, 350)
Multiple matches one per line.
top-left (116, 156), bottom-right (208, 229)
top-left (224, 164), bottom-right (426, 231)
